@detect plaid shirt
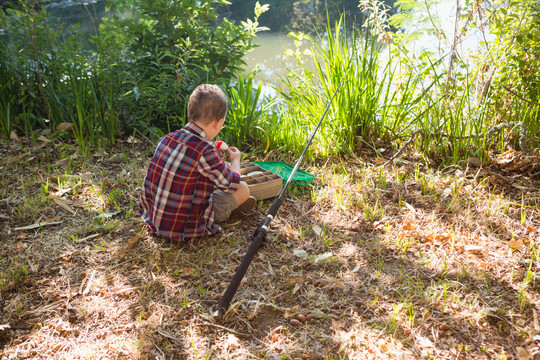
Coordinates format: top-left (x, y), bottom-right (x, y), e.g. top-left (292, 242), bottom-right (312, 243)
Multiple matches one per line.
top-left (139, 122), bottom-right (240, 241)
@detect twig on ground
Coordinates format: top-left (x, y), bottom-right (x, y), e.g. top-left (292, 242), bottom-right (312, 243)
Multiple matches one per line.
top-left (376, 130), bottom-right (425, 169)
top-left (193, 322), bottom-right (252, 339)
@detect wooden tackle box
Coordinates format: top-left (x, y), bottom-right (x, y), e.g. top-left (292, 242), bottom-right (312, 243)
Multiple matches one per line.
top-left (240, 162), bottom-right (283, 200)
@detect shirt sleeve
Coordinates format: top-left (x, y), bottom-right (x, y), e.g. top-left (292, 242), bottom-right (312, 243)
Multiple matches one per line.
top-left (197, 147), bottom-right (241, 192)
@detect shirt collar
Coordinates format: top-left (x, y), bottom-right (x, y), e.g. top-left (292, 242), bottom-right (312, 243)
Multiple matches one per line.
top-left (184, 121), bottom-right (208, 140)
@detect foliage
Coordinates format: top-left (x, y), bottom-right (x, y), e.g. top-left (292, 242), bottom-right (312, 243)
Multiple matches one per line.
top-left (488, 0), bottom-right (540, 102)
top-left (270, 15), bottom-right (433, 158)
top-left (0, 1), bottom-right (124, 147)
top-left (358, 0), bottom-right (539, 162)
top-left (484, 0), bottom-right (540, 136)
top-left (221, 74), bottom-right (275, 152)
top-left (0, 2), bottom-right (57, 139)
top-left (100, 0), bottom-right (268, 131)
top-left (0, 0), bottom-right (268, 146)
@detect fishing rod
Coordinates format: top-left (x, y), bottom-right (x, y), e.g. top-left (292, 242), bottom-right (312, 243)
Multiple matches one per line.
top-left (215, 64), bottom-right (351, 320)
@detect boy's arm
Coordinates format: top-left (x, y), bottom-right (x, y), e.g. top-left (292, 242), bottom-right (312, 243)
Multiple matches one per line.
top-left (198, 147), bottom-right (241, 192)
top-left (227, 147), bottom-right (241, 174)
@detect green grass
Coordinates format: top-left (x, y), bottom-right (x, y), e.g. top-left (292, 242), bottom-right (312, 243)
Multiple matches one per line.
top-left (223, 74), bottom-right (276, 152)
top-left (267, 16), bottom-right (444, 160)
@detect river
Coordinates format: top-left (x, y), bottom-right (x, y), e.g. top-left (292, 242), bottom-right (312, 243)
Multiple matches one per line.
top-left (41, 0), bottom-right (320, 91)
top-left (41, 0), bottom-right (488, 92)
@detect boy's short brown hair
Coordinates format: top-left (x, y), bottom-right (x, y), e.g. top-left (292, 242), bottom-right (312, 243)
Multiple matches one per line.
top-left (187, 84), bottom-right (228, 125)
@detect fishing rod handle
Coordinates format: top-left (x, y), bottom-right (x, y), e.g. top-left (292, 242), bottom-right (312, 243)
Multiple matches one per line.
top-left (215, 197), bottom-right (282, 318)
top-left (216, 228), bottom-right (267, 317)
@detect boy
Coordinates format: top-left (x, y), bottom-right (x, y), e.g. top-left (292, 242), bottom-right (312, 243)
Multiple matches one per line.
top-left (139, 84), bottom-right (256, 242)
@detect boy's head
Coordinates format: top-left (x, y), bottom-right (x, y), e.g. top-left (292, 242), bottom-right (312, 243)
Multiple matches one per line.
top-left (187, 84), bottom-right (228, 125)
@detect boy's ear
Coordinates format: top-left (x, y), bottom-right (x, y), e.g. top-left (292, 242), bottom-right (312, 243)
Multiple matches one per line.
top-left (215, 118), bottom-right (225, 128)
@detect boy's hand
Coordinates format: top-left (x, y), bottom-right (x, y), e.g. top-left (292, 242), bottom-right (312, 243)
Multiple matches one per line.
top-left (227, 147), bottom-right (242, 162)
top-left (227, 147), bottom-right (242, 174)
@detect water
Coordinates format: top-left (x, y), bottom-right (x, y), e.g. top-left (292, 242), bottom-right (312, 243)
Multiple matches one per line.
top-left (42, 0), bottom-right (298, 89)
top-left (39, 0), bottom-right (489, 90)
top-left (404, 1), bottom-right (493, 59)
top-left (45, 0), bottom-right (108, 42)
top-left (242, 32), bottom-right (316, 93)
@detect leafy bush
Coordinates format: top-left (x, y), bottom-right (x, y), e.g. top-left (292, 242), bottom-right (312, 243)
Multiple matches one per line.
top-left (0, 1), bottom-right (124, 146)
top-left (221, 74), bottom-right (276, 152)
top-left (485, 0), bottom-right (540, 139)
top-left (0, 3), bottom-right (57, 138)
top-left (0, 0), bottom-right (269, 145)
top-left (358, 0), bottom-right (539, 162)
top-left (100, 0), bottom-right (268, 131)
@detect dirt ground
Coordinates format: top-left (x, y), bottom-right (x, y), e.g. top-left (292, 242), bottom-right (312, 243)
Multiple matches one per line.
top-left (1, 133), bottom-right (540, 359)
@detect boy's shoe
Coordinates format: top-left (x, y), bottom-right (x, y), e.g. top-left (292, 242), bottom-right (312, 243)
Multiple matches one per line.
top-left (231, 196), bottom-right (256, 218)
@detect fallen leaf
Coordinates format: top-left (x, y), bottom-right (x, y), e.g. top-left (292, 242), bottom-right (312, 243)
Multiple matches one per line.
top-left (403, 220), bottom-right (415, 231)
top-left (55, 156), bottom-right (74, 168)
top-left (5, 153), bottom-right (28, 165)
top-left (416, 335), bottom-right (434, 348)
top-left (56, 122), bottom-right (73, 132)
top-left (425, 233), bottom-right (450, 242)
top-left (286, 274), bottom-right (307, 284)
top-left (14, 217), bottom-right (63, 231)
top-left (516, 346), bottom-right (530, 360)
top-left (37, 135), bottom-right (51, 143)
top-left (93, 149), bottom-right (107, 157)
top-left (372, 220), bottom-right (385, 231)
top-left (311, 252), bottom-right (338, 265)
top-left (117, 235), bottom-right (141, 256)
top-left (53, 198), bottom-right (76, 215)
top-left (96, 220), bottom-right (121, 230)
top-left (466, 157), bottom-right (483, 168)
top-left (92, 211), bottom-right (122, 224)
top-left (293, 249), bottom-right (309, 260)
top-left (330, 318), bottom-right (341, 331)
top-left (325, 276), bottom-right (346, 289)
top-left (481, 307), bottom-right (506, 317)
top-left (441, 188), bottom-right (452, 200)
top-left (508, 239), bottom-right (524, 250)
top-left (313, 224), bottom-right (323, 236)
top-left (310, 309), bottom-right (328, 319)
top-left (178, 267), bottom-right (195, 277)
top-left (464, 245), bottom-right (482, 254)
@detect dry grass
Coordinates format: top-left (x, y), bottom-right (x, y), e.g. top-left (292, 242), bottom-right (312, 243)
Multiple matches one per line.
top-left (1, 134), bottom-right (540, 359)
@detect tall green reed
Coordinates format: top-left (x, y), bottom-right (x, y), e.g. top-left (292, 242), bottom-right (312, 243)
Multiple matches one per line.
top-left (0, 59), bottom-right (13, 140)
top-left (416, 67), bottom-right (506, 164)
top-left (223, 74), bottom-right (276, 152)
top-left (0, 3), bottom-right (121, 150)
top-left (273, 16), bottom-right (428, 158)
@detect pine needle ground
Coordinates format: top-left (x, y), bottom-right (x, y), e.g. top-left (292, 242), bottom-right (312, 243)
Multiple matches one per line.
top-left (1, 135), bottom-right (539, 359)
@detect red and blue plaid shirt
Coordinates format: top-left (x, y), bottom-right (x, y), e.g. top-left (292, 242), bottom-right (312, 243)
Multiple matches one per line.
top-left (139, 122), bottom-right (240, 241)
